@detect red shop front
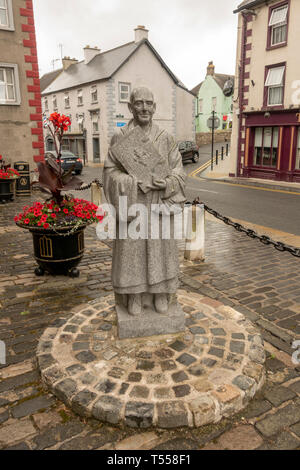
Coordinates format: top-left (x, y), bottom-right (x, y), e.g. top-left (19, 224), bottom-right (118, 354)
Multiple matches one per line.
top-left (242, 111), bottom-right (300, 182)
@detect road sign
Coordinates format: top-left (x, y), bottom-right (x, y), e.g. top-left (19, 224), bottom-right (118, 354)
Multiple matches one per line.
top-left (207, 116), bottom-right (220, 129)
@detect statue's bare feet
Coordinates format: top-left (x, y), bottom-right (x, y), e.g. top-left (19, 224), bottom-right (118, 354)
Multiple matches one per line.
top-left (154, 293), bottom-right (168, 314)
top-left (128, 294), bottom-right (142, 316)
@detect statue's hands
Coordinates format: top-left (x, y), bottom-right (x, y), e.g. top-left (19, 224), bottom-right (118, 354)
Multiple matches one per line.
top-left (146, 179), bottom-right (167, 191)
top-left (152, 179), bottom-right (167, 189)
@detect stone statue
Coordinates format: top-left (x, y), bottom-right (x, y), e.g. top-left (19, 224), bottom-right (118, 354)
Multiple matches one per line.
top-left (103, 87), bottom-right (186, 337)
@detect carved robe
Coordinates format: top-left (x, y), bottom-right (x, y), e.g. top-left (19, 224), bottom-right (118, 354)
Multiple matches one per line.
top-left (103, 120), bottom-right (186, 295)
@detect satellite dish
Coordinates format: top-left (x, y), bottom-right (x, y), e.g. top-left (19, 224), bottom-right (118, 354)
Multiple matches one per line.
top-left (223, 78), bottom-right (234, 97)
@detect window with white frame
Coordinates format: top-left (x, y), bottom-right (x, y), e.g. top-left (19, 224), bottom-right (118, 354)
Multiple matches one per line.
top-left (0, 0), bottom-right (14, 31)
top-left (77, 114), bottom-right (84, 132)
top-left (198, 99), bottom-right (203, 114)
top-left (64, 92), bottom-right (70, 108)
top-left (269, 4), bottom-right (288, 46)
top-left (91, 86), bottom-right (98, 103)
top-left (91, 112), bottom-right (99, 133)
top-left (0, 64), bottom-right (20, 105)
top-left (119, 82), bottom-right (130, 102)
top-left (212, 96), bottom-right (217, 112)
top-left (52, 94), bottom-right (57, 110)
top-left (67, 114), bottom-right (71, 132)
top-left (77, 89), bottom-right (83, 106)
top-left (265, 65), bottom-right (285, 106)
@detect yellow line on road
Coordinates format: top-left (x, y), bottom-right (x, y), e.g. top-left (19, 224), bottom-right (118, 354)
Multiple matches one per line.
top-left (210, 180), bottom-right (300, 196)
top-left (188, 162), bottom-right (300, 195)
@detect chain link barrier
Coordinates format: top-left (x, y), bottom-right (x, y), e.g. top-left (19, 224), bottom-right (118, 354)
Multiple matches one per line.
top-left (191, 197), bottom-right (300, 259)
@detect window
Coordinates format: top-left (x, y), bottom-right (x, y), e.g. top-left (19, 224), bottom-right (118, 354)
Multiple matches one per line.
top-left (77, 89), bottom-right (83, 106)
top-left (91, 86), bottom-right (98, 103)
top-left (296, 129), bottom-right (300, 170)
top-left (0, 64), bottom-right (20, 105)
top-left (91, 112), bottom-right (99, 133)
top-left (269, 4), bottom-right (288, 47)
top-left (64, 92), bottom-right (70, 108)
top-left (198, 99), bottom-right (203, 114)
top-left (0, 0), bottom-right (14, 31)
top-left (44, 97), bottom-right (48, 112)
top-left (265, 65), bottom-right (285, 106)
top-left (254, 127), bottom-right (279, 167)
top-left (212, 97), bottom-right (217, 112)
top-left (52, 95), bottom-right (57, 110)
top-left (77, 114), bottom-right (84, 132)
top-left (119, 82), bottom-right (130, 102)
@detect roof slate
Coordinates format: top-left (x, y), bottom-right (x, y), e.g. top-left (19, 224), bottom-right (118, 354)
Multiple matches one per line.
top-left (190, 73), bottom-right (235, 96)
top-left (40, 68), bottom-right (63, 92)
top-left (41, 39), bottom-right (191, 96)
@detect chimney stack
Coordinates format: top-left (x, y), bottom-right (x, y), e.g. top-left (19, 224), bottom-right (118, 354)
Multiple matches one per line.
top-left (84, 45), bottom-right (101, 65)
top-left (206, 61), bottom-right (215, 76)
top-left (62, 56), bottom-right (78, 70)
top-left (134, 25), bottom-right (149, 43)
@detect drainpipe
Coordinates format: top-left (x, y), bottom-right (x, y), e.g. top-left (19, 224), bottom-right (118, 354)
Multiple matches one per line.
top-left (237, 12), bottom-right (248, 177)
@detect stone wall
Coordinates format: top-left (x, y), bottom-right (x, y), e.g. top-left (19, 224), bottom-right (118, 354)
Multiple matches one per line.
top-left (196, 130), bottom-right (232, 146)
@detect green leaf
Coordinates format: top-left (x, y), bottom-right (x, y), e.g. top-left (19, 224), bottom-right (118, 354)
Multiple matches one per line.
top-left (20, 311), bottom-right (30, 316)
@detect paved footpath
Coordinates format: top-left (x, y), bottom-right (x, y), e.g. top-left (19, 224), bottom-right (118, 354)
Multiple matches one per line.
top-left (0, 194), bottom-right (299, 450)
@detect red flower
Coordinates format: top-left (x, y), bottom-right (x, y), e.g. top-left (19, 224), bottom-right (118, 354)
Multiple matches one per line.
top-left (51, 213), bottom-right (56, 218)
top-left (43, 223), bottom-right (49, 229)
top-left (63, 208), bottom-right (68, 214)
top-left (24, 218), bottom-right (30, 224)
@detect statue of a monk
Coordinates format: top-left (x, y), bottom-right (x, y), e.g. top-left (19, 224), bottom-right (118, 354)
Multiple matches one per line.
top-left (103, 86), bottom-right (186, 317)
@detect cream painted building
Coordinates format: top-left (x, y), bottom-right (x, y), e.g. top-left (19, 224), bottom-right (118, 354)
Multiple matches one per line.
top-left (41, 26), bottom-right (196, 166)
top-left (230, 0), bottom-right (300, 182)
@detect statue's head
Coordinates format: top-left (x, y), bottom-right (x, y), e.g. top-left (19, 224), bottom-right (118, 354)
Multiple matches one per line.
top-left (128, 87), bottom-right (156, 126)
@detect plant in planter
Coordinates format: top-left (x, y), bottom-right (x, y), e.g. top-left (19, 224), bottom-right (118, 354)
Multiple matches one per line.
top-left (0, 155), bottom-right (20, 203)
top-left (15, 113), bottom-right (104, 277)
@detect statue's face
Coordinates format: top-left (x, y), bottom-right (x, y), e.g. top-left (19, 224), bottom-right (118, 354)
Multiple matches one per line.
top-left (128, 88), bottom-right (156, 126)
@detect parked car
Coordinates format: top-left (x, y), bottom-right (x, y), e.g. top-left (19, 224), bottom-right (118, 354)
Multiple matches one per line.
top-left (45, 150), bottom-right (83, 175)
top-left (178, 141), bottom-right (199, 163)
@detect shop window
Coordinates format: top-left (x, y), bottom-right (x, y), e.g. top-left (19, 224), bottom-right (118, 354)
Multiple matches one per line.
top-left (254, 127), bottom-right (279, 167)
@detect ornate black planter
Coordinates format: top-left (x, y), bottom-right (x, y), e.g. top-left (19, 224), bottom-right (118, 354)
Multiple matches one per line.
top-left (17, 223), bottom-right (86, 277)
top-left (0, 179), bottom-right (15, 202)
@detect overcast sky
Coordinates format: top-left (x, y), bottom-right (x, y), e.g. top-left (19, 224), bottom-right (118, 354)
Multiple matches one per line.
top-left (33, 0), bottom-right (239, 90)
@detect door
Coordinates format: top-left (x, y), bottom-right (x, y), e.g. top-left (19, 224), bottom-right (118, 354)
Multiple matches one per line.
top-left (93, 138), bottom-right (100, 163)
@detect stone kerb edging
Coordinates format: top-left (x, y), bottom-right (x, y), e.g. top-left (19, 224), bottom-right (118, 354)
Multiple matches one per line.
top-left (37, 291), bottom-right (266, 429)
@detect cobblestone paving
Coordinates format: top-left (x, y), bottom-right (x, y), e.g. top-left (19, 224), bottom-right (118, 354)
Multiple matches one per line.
top-left (37, 291), bottom-right (265, 428)
top-left (0, 195), bottom-right (299, 450)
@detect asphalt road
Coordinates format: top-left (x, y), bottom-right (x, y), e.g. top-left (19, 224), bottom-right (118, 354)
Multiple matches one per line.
top-left (76, 140), bottom-right (300, 237)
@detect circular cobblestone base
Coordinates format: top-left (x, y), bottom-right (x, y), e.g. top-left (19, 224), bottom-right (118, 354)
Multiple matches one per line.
top-left (37, 290), bottom-right (266, 428)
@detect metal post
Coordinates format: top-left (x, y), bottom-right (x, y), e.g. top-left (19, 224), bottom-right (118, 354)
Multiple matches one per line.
top-left (221, 146), bottom-right (224, 160)
top-left (216, 149), bottom-right (218, 166)
top-left (226, 143), bottom-right (229, 156)
top-left (211, 110), bottom-right (215, 171)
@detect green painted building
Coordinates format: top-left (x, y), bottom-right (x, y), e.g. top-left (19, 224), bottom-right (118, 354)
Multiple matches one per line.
top-left (191, 62), bottom-right (234, 134)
